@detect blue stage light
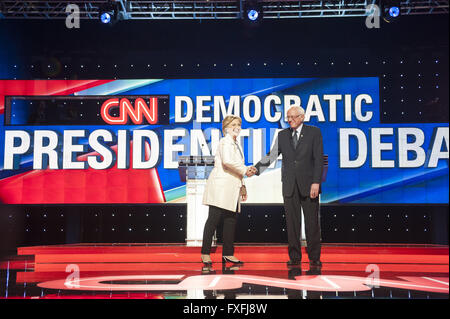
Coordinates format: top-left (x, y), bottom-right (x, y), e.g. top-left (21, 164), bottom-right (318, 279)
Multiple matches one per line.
top-left (100, 12), bottom-right (111, 24)
top-left (247, 9), bottom-right (259, 21)
top-left (243, 0), bottom-right (263, 23)
top-left (389, 6), bottom-right (400, 17)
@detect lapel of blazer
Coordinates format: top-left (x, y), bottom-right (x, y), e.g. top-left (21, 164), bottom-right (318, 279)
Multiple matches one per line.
top-left (225, 134), bottom-right (244, 161)
top-left (236, 142), bottom-right (244, 160)
top-left (295, 124), bottom-right (308, 151)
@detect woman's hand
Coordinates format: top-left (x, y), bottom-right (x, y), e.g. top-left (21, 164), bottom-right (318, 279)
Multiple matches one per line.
top-left (245, 166), bottom-right (257, 177)
top-left (240, 185), bottom-right (247, 202)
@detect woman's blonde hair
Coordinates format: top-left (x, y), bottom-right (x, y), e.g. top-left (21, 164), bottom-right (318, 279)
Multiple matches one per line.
top-left (222, 115), bottom-right (242, 135)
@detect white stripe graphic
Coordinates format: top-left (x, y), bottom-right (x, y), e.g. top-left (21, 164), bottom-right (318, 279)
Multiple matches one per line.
top-left (422, 277), bottom-right (449, 286)
top-left (209, 276), bottom-right (221, 288)
top-left (321, 276), bottom-right (341, 289)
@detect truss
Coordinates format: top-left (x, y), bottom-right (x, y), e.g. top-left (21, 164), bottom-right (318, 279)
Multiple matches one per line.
top-left (0, 0), bottom-right (448, 20)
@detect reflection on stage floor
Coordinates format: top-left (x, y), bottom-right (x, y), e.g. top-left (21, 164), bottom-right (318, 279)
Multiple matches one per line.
top-left (1, 244), bottom-right (448, 299)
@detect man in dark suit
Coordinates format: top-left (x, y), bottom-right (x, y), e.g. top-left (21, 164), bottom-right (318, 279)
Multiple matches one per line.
top-left (253, 106), bottom-right (323, 269)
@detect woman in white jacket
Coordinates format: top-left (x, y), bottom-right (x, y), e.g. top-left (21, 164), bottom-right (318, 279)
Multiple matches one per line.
top-left (201, 115), bottom-right (256, 265)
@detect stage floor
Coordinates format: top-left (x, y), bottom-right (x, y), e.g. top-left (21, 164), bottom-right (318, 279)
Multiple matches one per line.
top-left (0, 243), bottom-right (448, 299)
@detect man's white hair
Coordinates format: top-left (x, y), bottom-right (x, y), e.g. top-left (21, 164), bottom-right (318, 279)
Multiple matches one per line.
top-left (287, 105), bottom-right (305, 116)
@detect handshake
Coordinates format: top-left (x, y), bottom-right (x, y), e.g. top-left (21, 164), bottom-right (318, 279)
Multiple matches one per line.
top-left (245, 166), bottom-right (258, 177)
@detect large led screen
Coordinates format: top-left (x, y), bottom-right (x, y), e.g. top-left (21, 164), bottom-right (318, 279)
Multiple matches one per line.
top-left (0, 78), bottom-right (448, 204)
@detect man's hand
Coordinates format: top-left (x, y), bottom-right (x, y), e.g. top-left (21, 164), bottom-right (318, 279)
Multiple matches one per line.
top-left (310, 183), bottom-right (320, 199)
top-left (245, 166), bottom-right (257, 177)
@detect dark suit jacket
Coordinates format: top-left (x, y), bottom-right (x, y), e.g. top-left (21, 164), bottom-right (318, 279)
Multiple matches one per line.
top-left (254, 124), bottom-right (324, 197)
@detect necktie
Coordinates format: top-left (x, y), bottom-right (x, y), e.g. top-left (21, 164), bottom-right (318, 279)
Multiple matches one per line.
top-left (293, 130), bottom-right (298, 148)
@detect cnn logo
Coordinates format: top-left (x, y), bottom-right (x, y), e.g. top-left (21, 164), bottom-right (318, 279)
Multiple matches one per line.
top-left (101, 97), bottom-right (158, 125)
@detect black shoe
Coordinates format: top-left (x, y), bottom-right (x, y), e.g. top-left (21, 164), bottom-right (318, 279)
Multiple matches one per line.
top-left (309, 260), bottom-right (322, 268)
top-left (222, 256), bottom-right (244, 265)
top-left (287, 260), bottom-right (301, 266)
top-left (201, 254), bottom-right (213, 266)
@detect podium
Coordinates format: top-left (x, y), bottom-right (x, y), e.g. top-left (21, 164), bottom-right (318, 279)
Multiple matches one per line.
top-left (178, 155), bottom-right (215, 247)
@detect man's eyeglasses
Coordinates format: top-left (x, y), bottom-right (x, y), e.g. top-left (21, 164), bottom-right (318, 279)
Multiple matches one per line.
top-left (287, 114), bottom-right (301, 120)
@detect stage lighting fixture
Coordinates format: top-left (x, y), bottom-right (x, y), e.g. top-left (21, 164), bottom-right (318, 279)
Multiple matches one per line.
top-left (243, 0), bottom-right (263, 23)
top-left (248, 9), bottom-right (259, 21)
top-left (98, 1), bottom-right (118, 25)
top-left (382, 0), bottom-right (401, 22)
top-left (100, 12), bottom-right (112, 24)
top-left (389, 6), bottom-right (400, 18)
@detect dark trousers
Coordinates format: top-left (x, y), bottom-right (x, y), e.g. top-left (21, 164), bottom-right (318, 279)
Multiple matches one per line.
top-left (201, 205), bottom-right (238, 256)
top-left (283, 181), bottom-right (321, 262)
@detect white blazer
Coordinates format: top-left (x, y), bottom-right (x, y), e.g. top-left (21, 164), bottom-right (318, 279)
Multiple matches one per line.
top-left (202, 133), bottom-right (247, 212)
